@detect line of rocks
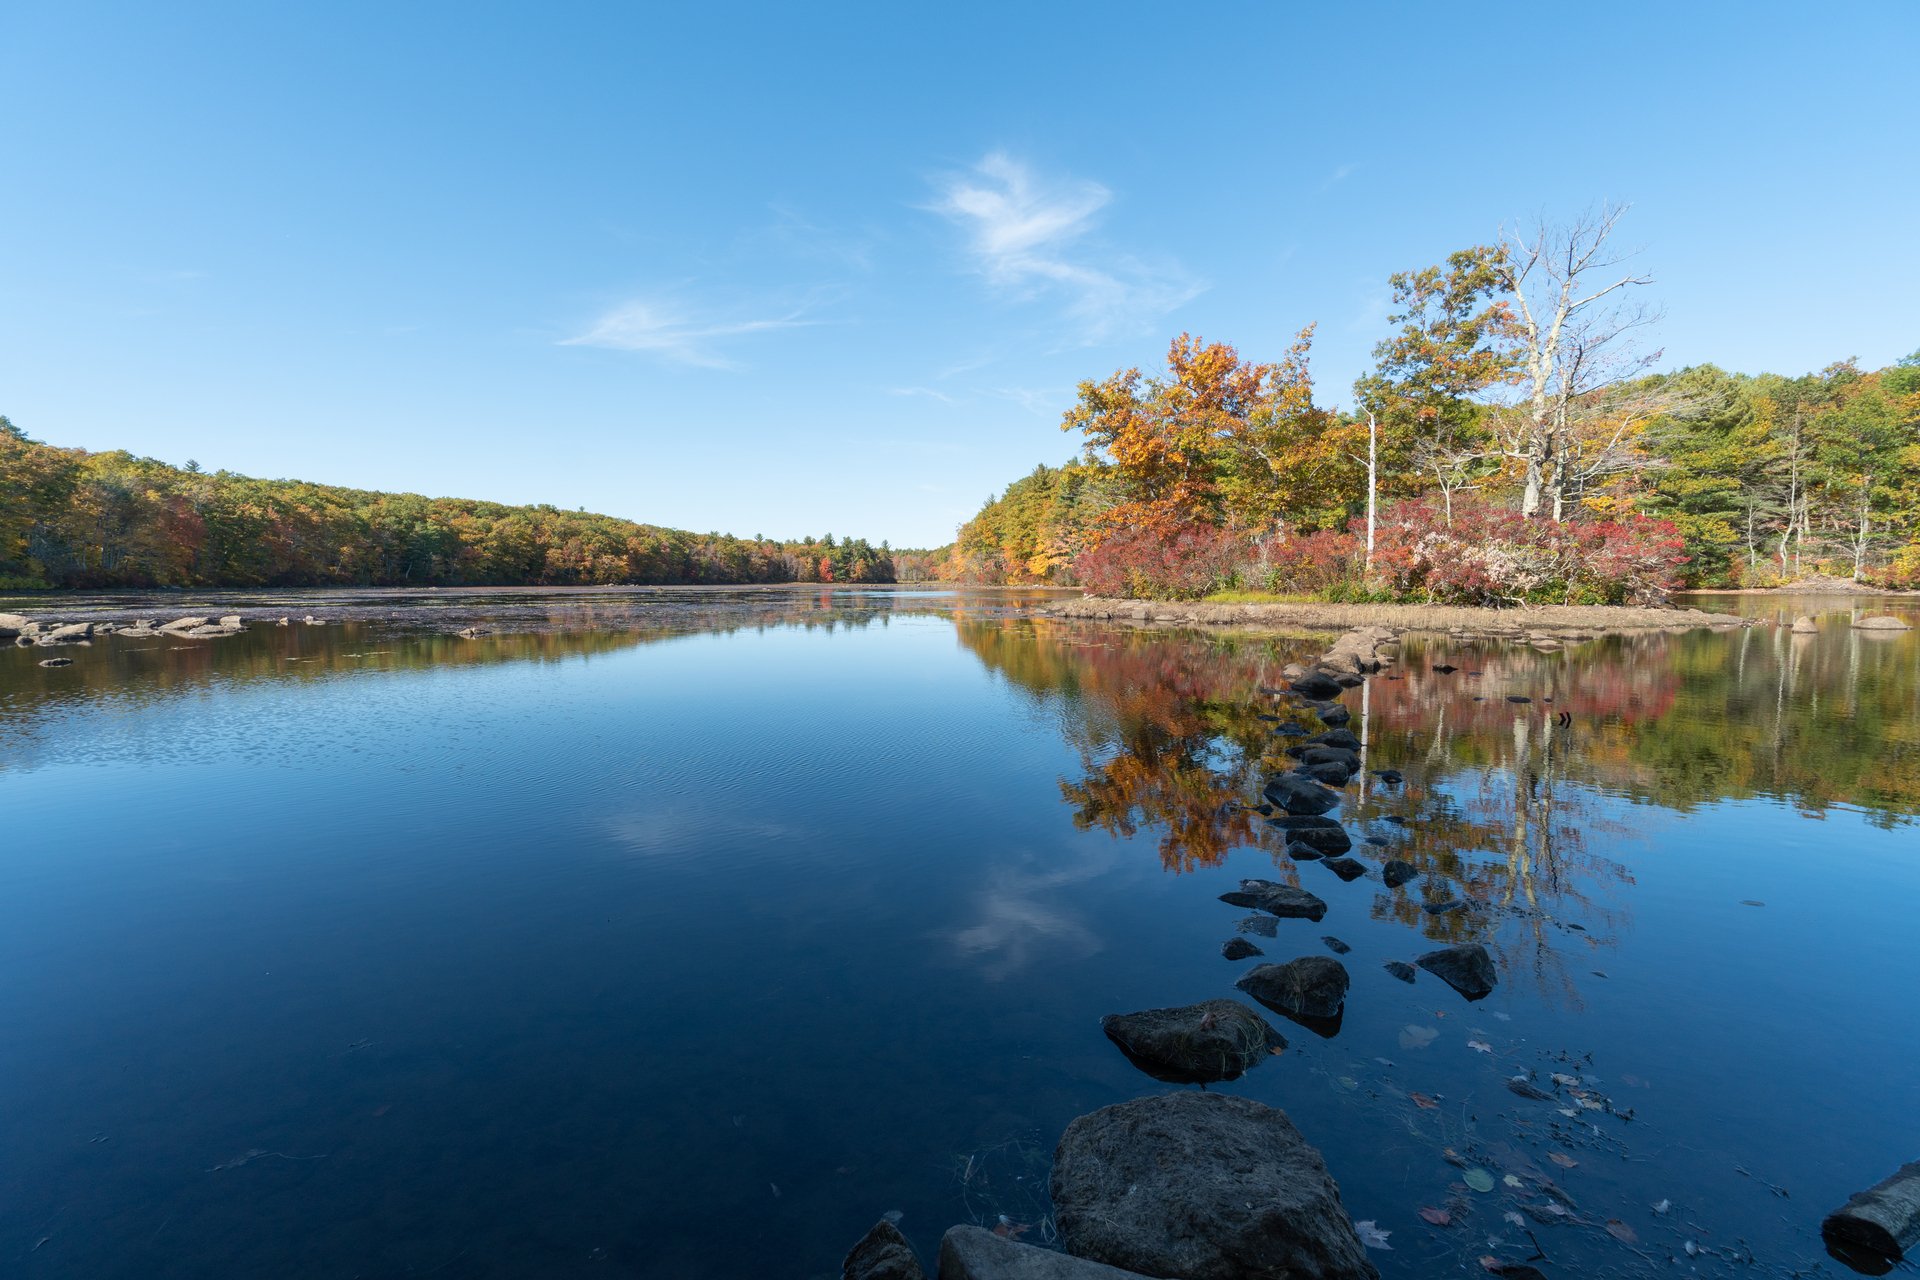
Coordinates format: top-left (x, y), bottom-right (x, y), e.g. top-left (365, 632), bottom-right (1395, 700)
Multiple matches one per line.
top-left (845, 626), bottom-right (1503, 1280)
top-left (6, 612), bottom-right (343, 662)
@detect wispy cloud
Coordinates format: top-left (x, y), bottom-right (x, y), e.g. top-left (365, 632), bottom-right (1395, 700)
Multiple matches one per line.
top-left (887, 385), bottom-right (961, 406)
top-left (928, 152), bottom-right (1203, 345)
top-left (560, 295), bottom-right (820, 369)
top-left (1315, 162), bottom-right (1359, 194)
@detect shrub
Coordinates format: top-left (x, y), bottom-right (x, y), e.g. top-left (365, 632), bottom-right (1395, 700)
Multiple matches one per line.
top-left (1256, 529), bottom-right (1364, 596)
top-left (1074, 523), bottom-right (1250, 599)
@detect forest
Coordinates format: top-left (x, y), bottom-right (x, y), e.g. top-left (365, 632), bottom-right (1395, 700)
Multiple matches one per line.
top-left (943, 209), bottom-right (1920, 602)
top-left (0, 420), bottom-right (896, 590)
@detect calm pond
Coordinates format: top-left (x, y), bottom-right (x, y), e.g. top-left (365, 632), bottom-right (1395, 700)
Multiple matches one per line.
top-left (3, 587), bottom-right (1917, 1279)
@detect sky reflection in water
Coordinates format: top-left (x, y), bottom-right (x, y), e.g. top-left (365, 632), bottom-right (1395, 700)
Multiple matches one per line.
top-left (1, 589), bottom-right (1915, 1278)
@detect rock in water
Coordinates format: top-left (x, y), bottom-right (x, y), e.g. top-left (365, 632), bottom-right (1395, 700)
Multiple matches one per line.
top-left (1237, 915), bottom-right (1279, 937)
top-left (1309, 701), bottom-right (1352, 727)
top-left (1321, 857), bottom-right (1366, 882)
top-left (1264, 774), bottom-right (1340, 817)
top-left (1236, 956), bottom-right (1350, 1020)
top-left (43, 622), bottom-right (93, 642)
top-left (1300, 746), bottom-right (1361, 772)
top-left (1823, 1160), bottom-right (1920, 1271)
top-left (1853, 615), bottom-right (1912, 631)
top-left (1285, 839), bottom-right (1327, 861)
top-left (941, 1225), bottom-right (1154, 1279)
top-left (1051, 1093), bottom-right (1378, 1280)
top-left (1223, 937), bottom-right (1264, 960)
top-left (1219, 879), bottom-right (1329, 921)
top-left (38, 657), bottom-right (73, 667)
top-left (1381, 859), bottom-right (1418, 888)
top-left (1321, 936), bottom-right (1350, 955)
top-left (1270, 816), bottom-right (1352, 855)
top-left (843, 1219), bottom-right (926, 1280)
top-left (1416, 943), bottom-right (1498, 1000)
top-left (1289, 671), bottom-right (1344, 700)
top-left (1296, 761), bottom-right (1353, 787)
top-left (1309, 728), bottom-right (1362, 751)
top-left (1100, 999), bottom-right (1284, 1084)
top-left (1383, 960), bottom-right (1416, 983)
top-left (1791, 615), bottom-right (1819, 634)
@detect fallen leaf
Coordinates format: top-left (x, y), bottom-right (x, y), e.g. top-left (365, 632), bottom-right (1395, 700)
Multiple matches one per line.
top-left (1419, 1206), bottom-right (1452, 1226)
top-left (1550, 1072), bottom-right (1581, 1088)
top-left (1464, 1168), bottom-right (1495, 1193)
top-left (1548, 1152), bottom-right (1578, 1169)
top-left (1651, 1198), bottom-right (1672, 1216)
top-left (1400, 1024), bottom-right (1439, 1049)
top-left (1503, 1175), bottom-right (1524, 1188)
top-left (1355, 1219), bottom-right (1392, 1250)
top-left (1503, 1212), bottom-right (1526, 1227)
top-left (1411, 1092), bottom-right (1440, 1110)
top-left (1605, 1218), bottom-right (1639, 1245)
top-left (1467, 1040), bottom-right (1493, 1054)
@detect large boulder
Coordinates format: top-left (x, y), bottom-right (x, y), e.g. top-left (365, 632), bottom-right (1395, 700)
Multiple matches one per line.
top-left (0, 612), bottom-right (33, 632)
top-left (1268, 816), bottom-right (1351, 855)
top-left (1319, 625), bottom-right (1397, 675)
top-left (1299, 746), bottom-right (1360, 773)
top-left (1100, 998), bottom-right (1285, 1084)
top-left (1416, 943), bottom-right (1497, 1000)
top-left (1854, 615), bottom-right (1913, 631)
top-left (1295, 761), bottom-right (1353, 787)
top-left (42, 622), bottom-right (93, 643)
top-left (1263, 774), bottom-right (1340, 817)
top-left (1051, 1093), bottom-right (1378, 1280)
top-left (1219, 879), bottom-right (1328, 921)
top-left (844, 1219), bottom-right (926, 1280)
top-left (940, 1225), bottom-right (1153, 1279)
top-left (1236, 956), bottom-right (1350, 1021)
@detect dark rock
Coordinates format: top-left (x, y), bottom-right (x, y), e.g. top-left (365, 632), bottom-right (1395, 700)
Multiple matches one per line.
top-left (1381, 814), bottom-right (1406, 825)
top-left (1320, 936), bottom-right (1350, 955)
top-left (1288, 671), bottom-right (1345, 700)
top-left (1372, 769), bottom-right (1404, 784)
top-left (1300, 746), bottom-right (1360, 772)
top-left (1823, 1159), bottom-right (1920, 1271)
top-left (844, 1219), bottom-right (926, 1280)
top-left (1220, 879), bottom-right (1329, 921)
top-left (1275, 722), bottom-right (1308, 737)
top-left (1296, 761), bottom-right (1353, 787)
top-left (1432, 664), bottom-right (1457, 673)
top-left (1416, 943), bottom-right (1498, 1000)
top-left (1332, 673), bottom-right (1364, 688)
top-left (1362, 836), bottom-right (1387, 847)
top-left (1236, 956), bottom-right (1349, 1020)
top-left (1262, 774), bottom-right (1340, 817)
top-left (1383, 960), bottom-right (1416, 983)
top-left (38, 657), bottom-right (73, 667)
top-left (1506, 695), bottom-right (1533, 704)
top-left (1269, 816), bottom-right (1352, 855)
top-left (1381, 859), bottom-right (1418, 888)
top-left (1051, 1093), bottom-right (1377, 1280)
top-left (1309, 728), bottom-right (1362, 751)
top-left (1223, 937), bottom-right (1264, 960)
top-left (1100, 999), bottom-right (1285, 1084)
top-left (1308, 701), bottom-right (1352, 727)
top-left (1422, 899), bottom-right (1466, 916)
top-left (1257, 713), bottom-right (1282, 722)
top-left (940, 1225), bottom-right (1152, 1279)
top-left (1321, 857), bottom-right (1366, 882)
top-left (1237, 915), bottom-right (1279, 937)
top-left (1484, 1264), bottom-right (1548, 1280)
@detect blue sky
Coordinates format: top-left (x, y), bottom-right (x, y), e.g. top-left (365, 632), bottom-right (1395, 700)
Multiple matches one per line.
top-left (3, 2), bottom-right (1915, 548)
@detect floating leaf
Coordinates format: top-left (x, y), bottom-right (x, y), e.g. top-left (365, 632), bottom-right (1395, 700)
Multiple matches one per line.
top-left (1548, 1152), bottom-right (1578, 1169)
top-left (1411, 1092), bottom-right (1440, 1110)
top-left (1550, 1073), bottom-right (1581, 1088)
top-left (1418, 1206), bottom-right (1452, 1226)
top-left (1651, 1198), bottom-right (1671, 1216)
top-left (1534, 1201), bottom-right (1569, 1217)
top-left (1337, 1076), bottom-right (1360, 1090)
top-left (1503, 1175), bottom-right (1524, 1188)
top-left (1503, 1212), bottom-right (1526, 1227)
top-left (1399, 1025), bottom-right (1439, 1050)
top-left (1354, 1220), bottom-right (1392, 1250)
top-left (1492, 1011), bottom-right (1512, 1021)
top-left (1464, 1168), bottom-right (1495, 1193)
top-left (1467, 1040), bottom-right (1493, 1054)
top-left (1605, 1218), bottom-right (1639, 1245)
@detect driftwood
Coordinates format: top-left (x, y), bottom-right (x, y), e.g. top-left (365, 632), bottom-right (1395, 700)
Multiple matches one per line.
top-left (1824, 1159), bottom-right (1920, 1272)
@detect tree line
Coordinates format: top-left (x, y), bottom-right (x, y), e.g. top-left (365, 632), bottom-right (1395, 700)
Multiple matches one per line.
top-left (0, 421), bottom-right (896, 589)
top-left (943, 207), bottom-right (1920, 599)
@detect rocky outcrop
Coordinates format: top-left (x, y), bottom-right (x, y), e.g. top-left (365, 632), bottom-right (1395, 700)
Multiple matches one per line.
top-left (1100, 999), bottom-right (1285, 1084)
top-left (844, 1219), bottom-right (927, 1280)
top-left (1319, 625), bottom-right (1397, 675)
top-left (1219, 879), bottom-right (1328, 921)
top-left (1051, 1093), bottom-right (1377, 1280)
top-left (1415, 943), bottom-right (1497, 1000)
top-left (1235, 956), bottom-right (1349, 1021)
top-left (939, 1225), bottom-right (1154, 1279)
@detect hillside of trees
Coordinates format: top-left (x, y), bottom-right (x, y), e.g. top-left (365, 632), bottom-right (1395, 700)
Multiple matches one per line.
top-left (0, 421), bottom-right (896, 589)
top-left (942, 208), bottom-right (1920, 601)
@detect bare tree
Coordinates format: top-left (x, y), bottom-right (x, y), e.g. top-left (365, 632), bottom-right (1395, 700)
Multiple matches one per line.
top-left (1489, 205), bottom-right (1657, 518)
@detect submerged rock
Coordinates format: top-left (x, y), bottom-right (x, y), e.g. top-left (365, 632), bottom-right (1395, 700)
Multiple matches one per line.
top-left (1051, 1093), bottom-right (1377, 1280)
top-left (1372, 768), bottom-right (1404, 784)
top-left (1220, 879), bottom-right (1329, 921)
top-left (1321, 857), bottom-right (1366, 882)
top-left (1285, 839), bottom-right (1327, 862)
top-left (1422, 899), bottom-right (1467, 916)
top-left (1381, 859), bottom-right (1419, 888)
top-left (1236, 956), bottom-right (1350, 1020)
top-left (1100, 999), bottom-right (1285, 1084)
top-left (1263, 774), bottom-right (1340, 817)
top-left (941, 1225), bottom-right (1152, 1279)
top-left (1823, 1159), bottom-right (1920, 1271)
top-left (1383, 960), bottom-right (1416, 983)
top-left (1321, 936), bottom-right (1350, 955)
top-left (843, 1219), bottom-right (926, 1280)
top-left (1416, 943), bottom-right (1498, 1000)
top-left (1223, 937), bottom-right (1264, 961)
top-left (1237, 915), bottom-right (1280, 937)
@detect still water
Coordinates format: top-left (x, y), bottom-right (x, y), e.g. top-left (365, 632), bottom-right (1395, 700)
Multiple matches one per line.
top-left (2, 588), bottom-right (1916, 1278)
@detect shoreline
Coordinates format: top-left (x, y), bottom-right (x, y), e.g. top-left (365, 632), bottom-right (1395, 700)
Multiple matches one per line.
top-left (1039, 596), bottom-right (1755, 634)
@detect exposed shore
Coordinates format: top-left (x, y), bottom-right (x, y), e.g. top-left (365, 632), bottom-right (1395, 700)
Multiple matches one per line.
top-left (1040, 596), bottom-right (1754, 633)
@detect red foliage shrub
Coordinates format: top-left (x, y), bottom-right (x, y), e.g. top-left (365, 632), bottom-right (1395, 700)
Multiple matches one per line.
top-left (1368, 499), bottom-right (1688, 605)
top-left (1074, 523), bottom-right (1251, 599)
top-left (1256, 529), bottom-right (1364, 595)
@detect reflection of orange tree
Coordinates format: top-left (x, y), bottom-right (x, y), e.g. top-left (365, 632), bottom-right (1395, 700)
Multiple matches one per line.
top-left (956, 618), bottom-right (1312, 872)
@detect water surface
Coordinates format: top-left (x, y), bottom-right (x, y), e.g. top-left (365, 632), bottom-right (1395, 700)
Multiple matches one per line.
top-left (3, 588), bottom-right (1917, 1278)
